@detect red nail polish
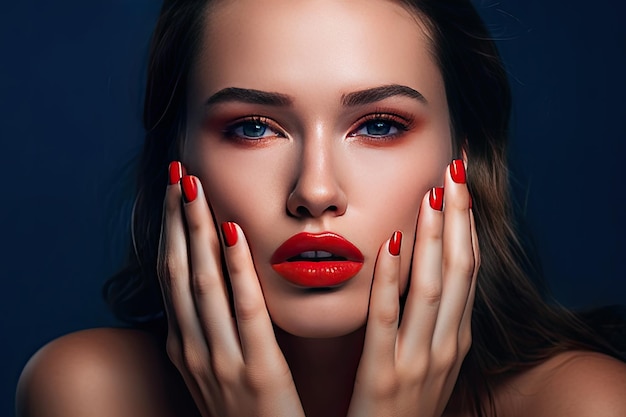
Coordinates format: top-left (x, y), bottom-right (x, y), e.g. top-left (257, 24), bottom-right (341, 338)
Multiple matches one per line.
top-left (450, 159), bottom-right (466, 184)
top-left (389, 231), bottom-right (402, 256)
top-left (168, 161), bottom-right (183, 185)
top-left (221, 222), bottom-right (238, 247)
top-left (429, 187), bottom-right (444, 211)
top-left (181, 175), bottom-right (198, 203)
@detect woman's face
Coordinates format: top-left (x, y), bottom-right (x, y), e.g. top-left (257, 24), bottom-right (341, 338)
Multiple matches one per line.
top-left (184, 0), bottom-right (453, 338)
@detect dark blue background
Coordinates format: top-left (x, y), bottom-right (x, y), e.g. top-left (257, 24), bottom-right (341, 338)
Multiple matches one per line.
top-left (1, 1), bottom-right (625, 415)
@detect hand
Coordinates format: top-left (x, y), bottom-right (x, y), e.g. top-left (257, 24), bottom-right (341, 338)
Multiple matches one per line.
top-left (157, 162), bottom-right (305, 417)
top-left (347, 160), bottom-right (479, 417)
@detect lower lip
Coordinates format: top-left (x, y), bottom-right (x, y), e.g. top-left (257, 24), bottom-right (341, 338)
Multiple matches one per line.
top-left (272, 261), bottom-right (363, 287)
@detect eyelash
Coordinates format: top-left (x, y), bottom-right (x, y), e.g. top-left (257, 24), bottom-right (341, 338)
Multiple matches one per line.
top-left (349, 112), bottom-right (414, 141)
top-left (222, 116), bottom-right (285, 143)
top-left (221, 111), bottom-right (415, 143)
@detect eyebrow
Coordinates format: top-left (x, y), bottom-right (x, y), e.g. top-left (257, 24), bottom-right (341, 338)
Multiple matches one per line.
top-left (204, 84), bottom-right (427, 108)
top-left (342, 84), bottom-right (427, 106)
top-left (205, 87), bottom-right (293, 107)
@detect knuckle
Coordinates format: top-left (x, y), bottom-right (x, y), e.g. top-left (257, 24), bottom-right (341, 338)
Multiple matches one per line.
top-left (418, 281), bottom-right (442, 306)
top-left (373, 304), bottom-right (400, 328)
top-left (156, 251), bottom-right (169, 281)
top-left (226, 258), bottom-right (246, 277)
top-left (433, 344), bottom-right (458, 371)
top-left (407, 356), bottom-right (430, 381)
top-left (181, 343), bottom-right (208, 376)
top-left (397, 363), bottom-right (426, 386)
top-left (424, 225), bottom-right (443, 242)
top-left (185, 214), bottom-right (206, 234)
top-left (211, 356), bottom-right (239, 385)
top-left (443, 251), bottom-right (475, 277)
top-left (369, 371), bottom-right (400, 398)
top-left (449, 191), bottom-right (470, 210)
top-left (235, 298), bottom-right (264, 323)
top-left (192, 272), bottom-right (217, 296)
top-left (474, 250), bottom-right (482, 274)
top-left (165, 336), bottom-right (182, 367)
top-left (165, 263), bottom-right (180, 281)
top-left (459, 329), bottom-right (472, 357)
top-left (459, 341), bottom-right (471, 360)
top-left (159, 254), bottom-right (186, 285)
top-left (243, 363), bottom-right (273, 392)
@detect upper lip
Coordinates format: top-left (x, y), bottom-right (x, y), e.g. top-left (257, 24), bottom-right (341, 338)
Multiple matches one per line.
top-left (270, 232), bottom-right (364, 264)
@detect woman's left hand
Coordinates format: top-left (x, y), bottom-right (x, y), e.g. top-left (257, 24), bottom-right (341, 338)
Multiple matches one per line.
top-left (347, 160), bottom-right (479, 417)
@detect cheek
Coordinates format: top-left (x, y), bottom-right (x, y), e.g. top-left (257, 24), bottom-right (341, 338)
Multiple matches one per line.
top-left (346, 139), bottom-right (450, 221)
top-left (184, 141), bottom-right (292, 235)
top-left (346, 140), bottom-right (451, 289)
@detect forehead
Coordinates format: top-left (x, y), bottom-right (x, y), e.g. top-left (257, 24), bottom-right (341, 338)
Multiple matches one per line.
top-left (193, 0), bottom-right (442, 104)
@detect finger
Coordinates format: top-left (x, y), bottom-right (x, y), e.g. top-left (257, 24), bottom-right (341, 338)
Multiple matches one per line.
top-left (157, 164), bottom-right (206, 350)
top-left (157, 165), bottom-right (183, 337)
top-left (432, 160), bottom-right (474, 350)
top-left (182, 175), bottom-right (242, 362)
top-left (468, 203), bottom-right (480, 282)
top-left (360, 231), bottom-right (402, 368)
top-left (221, 222), bottom-right (284, 366)
top-left (458, 207), bottom-right (480, 349)
top-left (397, 188), bottom-right (443, 360)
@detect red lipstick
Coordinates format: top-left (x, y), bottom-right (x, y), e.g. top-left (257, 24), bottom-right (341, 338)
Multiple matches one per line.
top-left (270, 232), bottom-right (364, 287)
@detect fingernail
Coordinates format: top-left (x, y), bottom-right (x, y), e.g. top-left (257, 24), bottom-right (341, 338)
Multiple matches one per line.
top-left (168, 161), bottom-right (184, 185)
top-left (389, 231), bottom-right (402, 256)
top-left (221, 222), bottom-right (238, 247)
top-left (181, 175), bottom-right (198, 203)
top-left (450, 159), bottom-right (466, 184)
top-left (429, 187), bottom-right (444, 211)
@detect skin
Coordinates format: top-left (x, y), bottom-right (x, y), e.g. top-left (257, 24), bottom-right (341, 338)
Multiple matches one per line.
top-left (15, 1), bottom-right (626, 417)
top-left (166, 0), bottom-right (477, 415)
top-left (185, 0), bottom-right (454, 338)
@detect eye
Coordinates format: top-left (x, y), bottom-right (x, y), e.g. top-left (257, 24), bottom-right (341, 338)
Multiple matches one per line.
top-left (349, 113), bottom-right (411, 140)
top-left (354, 119), bottom-right (399, 137)
top-left (224, 116), bottom-right (284, 141)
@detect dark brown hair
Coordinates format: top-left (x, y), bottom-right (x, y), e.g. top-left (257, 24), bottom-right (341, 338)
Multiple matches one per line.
top-left (104, 1), bottom-right (620, 415)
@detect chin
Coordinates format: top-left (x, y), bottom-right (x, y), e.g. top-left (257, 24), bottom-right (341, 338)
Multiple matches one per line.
top-left (268, 295), bottom-right (369, 339)
top-left (273, 316), bottom-right (367, 339)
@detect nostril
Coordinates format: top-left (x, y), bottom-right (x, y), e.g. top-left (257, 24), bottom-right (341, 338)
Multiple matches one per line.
top-left (294, 205), bottom-right (338, 218)
top-left (296, 206), bottom-right (311, 217)
top-left (291, 204), bottom-right (340, 218)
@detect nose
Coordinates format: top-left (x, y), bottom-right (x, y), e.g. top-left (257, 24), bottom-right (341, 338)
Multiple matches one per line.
top-left (286, 139), bottom-right (347, 218)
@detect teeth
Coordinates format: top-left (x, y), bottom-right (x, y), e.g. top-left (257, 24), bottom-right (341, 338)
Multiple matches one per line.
top-left (300, 250), bottom-right (334, 259)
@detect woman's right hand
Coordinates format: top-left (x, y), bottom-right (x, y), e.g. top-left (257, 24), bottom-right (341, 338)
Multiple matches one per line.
top-left (157, 162), bottom-right (305, 417)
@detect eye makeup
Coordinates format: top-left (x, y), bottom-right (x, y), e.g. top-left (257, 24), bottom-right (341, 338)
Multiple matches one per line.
top-left (347, 108), bottom-right (418, 143)
top-left (203, 102), bottom-right (421, 148)
top-left (222, 115), bottom-right (286, 143)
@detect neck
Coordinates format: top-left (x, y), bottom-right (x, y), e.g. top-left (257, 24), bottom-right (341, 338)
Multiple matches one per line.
top-left (275, 326), bottom-right (365, 417)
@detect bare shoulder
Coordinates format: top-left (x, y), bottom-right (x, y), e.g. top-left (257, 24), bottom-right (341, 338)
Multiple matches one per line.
top-left (496, 351), bottom-right (626, 417)
top-left (16, 327), bottom-right (199, 417)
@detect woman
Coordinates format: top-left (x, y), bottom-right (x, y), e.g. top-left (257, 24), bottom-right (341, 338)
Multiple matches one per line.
top-left (16, 0), bottom-right (626, 416)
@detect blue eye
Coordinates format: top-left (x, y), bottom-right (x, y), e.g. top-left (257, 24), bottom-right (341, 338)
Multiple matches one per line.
top-left (239, 121), bottom-right (267, 137)
top-left (351, 116), bottom-right (408, 139)
top-left (225, 117), bottom-right (282, 141)
top-left (361, 120), bottom-right (398, 136)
